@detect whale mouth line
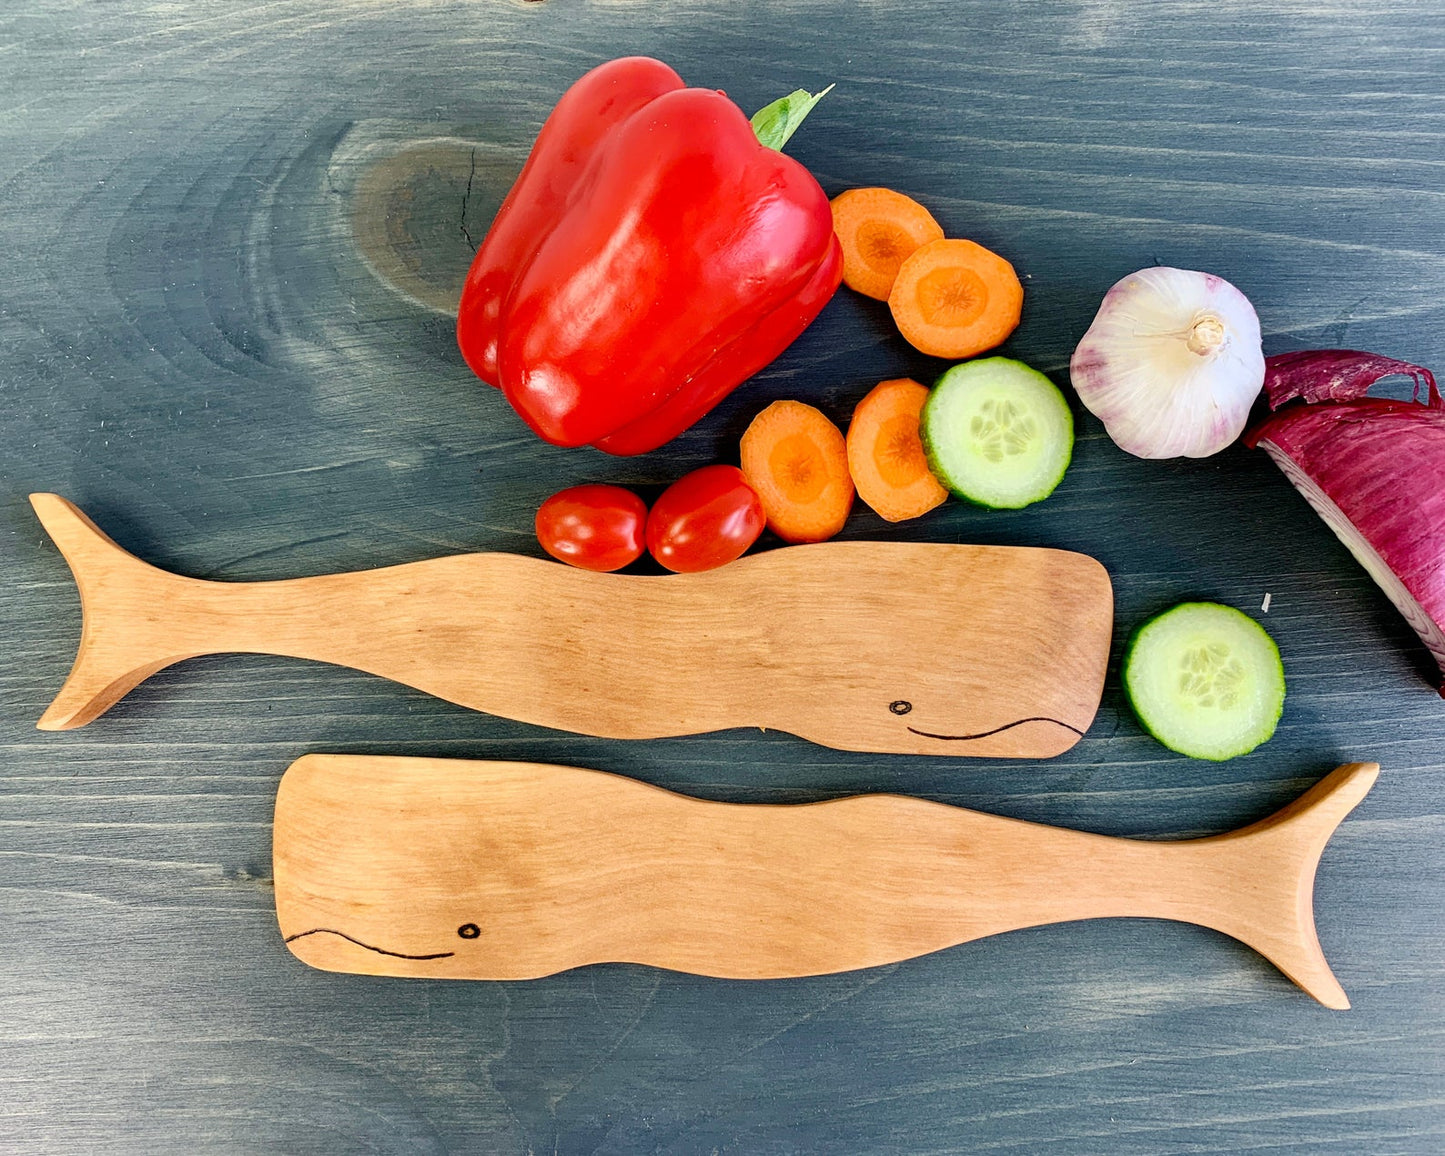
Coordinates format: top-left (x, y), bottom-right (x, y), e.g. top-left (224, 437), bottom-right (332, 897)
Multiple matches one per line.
top-left (908, 717), bottom-right (1084, 742)
top-left (284, 927), bottom-right (455, 961)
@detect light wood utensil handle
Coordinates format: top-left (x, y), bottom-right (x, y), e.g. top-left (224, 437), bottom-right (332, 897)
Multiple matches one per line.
top-left (273, 755), bottom-right (1378, 1009)
top-left (31, 493), bottom-right (1112, 756)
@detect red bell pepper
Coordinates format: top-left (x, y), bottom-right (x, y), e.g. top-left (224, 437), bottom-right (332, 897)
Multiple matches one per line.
top-left (456, 56), bottom-right (842, 454)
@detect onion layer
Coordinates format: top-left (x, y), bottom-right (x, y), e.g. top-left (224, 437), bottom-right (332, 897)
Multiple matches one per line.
top-left (1245, 349), bottom-right (1445, 695)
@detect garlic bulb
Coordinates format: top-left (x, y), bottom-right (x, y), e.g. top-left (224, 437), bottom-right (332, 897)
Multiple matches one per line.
top-left (1070, 267), bottom-right (1265, 459)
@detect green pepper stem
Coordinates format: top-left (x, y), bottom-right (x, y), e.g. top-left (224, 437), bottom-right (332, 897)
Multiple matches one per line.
top-left (750, 84), bottom-right (834, 151)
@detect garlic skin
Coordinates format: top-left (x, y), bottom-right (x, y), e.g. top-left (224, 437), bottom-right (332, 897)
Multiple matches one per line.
top-left (1070, 267), bottom-right (1265, 459)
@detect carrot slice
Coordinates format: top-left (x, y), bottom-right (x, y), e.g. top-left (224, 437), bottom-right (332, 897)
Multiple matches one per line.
top-left (830, 188), bottom-right (944, 301)
top-left (888, 238), bottom-right (1023, 359)
top-left (740, 400), bottom-right (854, 543)
top-left (846, 379), bottom-right (948, 523)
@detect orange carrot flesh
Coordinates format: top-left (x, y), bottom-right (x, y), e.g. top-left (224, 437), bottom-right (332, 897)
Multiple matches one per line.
top-left (740, 400), bottom-right (854, 543)
top-left (830, 188), bottom-right (945, 301)
top-left (846, 379), bottom-right (948, 523)
top-left (888, 238), bottom-right (1023, 359)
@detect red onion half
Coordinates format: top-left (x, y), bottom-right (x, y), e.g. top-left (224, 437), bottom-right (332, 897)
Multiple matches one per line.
top-left (1244, 350), bottom-right (1445, 695)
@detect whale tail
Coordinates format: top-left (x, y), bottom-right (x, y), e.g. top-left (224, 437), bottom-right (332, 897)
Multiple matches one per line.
top-left (30, 493), bottom-right (201, 730)
top-left (1190, 761), bottom-right (1379, 1009)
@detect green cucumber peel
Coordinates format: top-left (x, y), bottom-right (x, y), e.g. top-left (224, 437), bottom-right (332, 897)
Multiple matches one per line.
top-left (1122, 601), bottom-right (1285, 762)
top-left (920, 357), bottom-right (1074, 510)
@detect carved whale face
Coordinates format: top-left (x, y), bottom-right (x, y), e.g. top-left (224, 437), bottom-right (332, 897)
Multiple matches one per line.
top-left (871, 695), bottom-right (1083, 753)
top-left (770, 657), bottom-right (1096, 758)
top-left (726, 542), bottom-right (1110, 757)
top-left (275, 756), bottom-right (665, 981)
top-left (282, 921), bottom-right (482, 973)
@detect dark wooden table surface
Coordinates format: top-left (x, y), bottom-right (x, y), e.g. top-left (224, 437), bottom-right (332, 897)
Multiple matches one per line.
top-left (3, 2), bottom-right (1443, 1152)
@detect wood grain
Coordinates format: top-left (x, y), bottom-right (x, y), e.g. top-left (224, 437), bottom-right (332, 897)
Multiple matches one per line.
top-left (3, 0), bottom-right (1444, 1152)
top-left (274, 755), bottom-right (1377, 1008)
top-left (30, 492), bottom-right (1111, 755)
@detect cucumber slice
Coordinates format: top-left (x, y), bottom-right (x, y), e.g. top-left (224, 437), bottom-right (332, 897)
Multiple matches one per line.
top-left (920, 357), bottom-right (1074, 510)
top-left (1123, 602), bottom-right (1286, 761)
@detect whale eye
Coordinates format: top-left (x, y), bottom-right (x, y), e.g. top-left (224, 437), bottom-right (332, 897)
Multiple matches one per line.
top-left (457, 923), bottom-right (480, 939)
top-left (889, 700), bottom-right (913, 715)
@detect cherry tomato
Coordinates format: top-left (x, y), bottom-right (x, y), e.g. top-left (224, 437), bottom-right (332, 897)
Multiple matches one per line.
top-left (535, 484), bottom-right (647, 572)
top-left (646, 465), bottom-right (765, 573)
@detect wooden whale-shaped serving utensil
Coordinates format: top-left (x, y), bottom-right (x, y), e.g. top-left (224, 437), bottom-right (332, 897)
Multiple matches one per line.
top-left (30, 493), bottom-right (1111, 756)
top-left (274, 754), bottom-right (1379, 1008)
